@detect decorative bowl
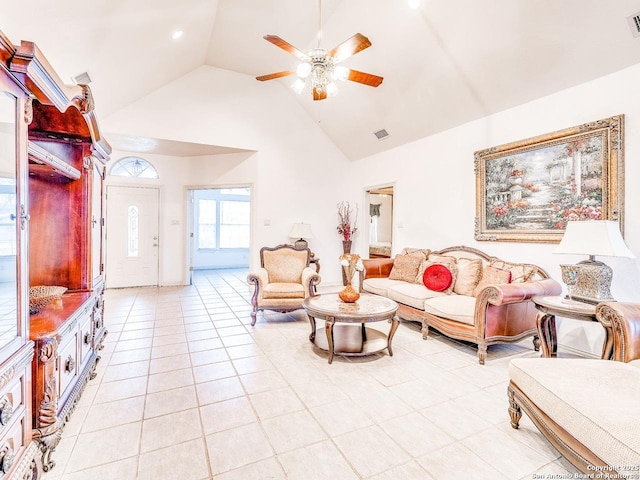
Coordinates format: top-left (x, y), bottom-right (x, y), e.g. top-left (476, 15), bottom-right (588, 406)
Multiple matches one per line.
top-left (29, 285), bottom-right (68, 314)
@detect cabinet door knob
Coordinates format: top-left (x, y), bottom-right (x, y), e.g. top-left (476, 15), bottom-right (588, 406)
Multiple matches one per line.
top-left (84, 332), bottom-right (92, 345)
top-left (0, 397), bottom-right (13, 426)
top-left (65, 355), bottom-right (76, 373)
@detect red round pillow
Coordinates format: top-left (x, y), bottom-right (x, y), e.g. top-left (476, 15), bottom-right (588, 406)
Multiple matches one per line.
top-left (423, 264), bottom-right (453, 292)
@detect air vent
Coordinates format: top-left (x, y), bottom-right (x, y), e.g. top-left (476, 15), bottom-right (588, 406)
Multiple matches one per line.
top-left (374, 129), bottom-right (389, 140)
top-left (628, 12), bottom-right (640, 37)
top-left (71, 71), bottom-right (92, 85)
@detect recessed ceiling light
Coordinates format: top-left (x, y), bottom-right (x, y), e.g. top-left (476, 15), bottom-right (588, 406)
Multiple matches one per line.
top-left (408, 0), bottom-right (421, 9)
top-left (172, 30), bottom-right (184, 40)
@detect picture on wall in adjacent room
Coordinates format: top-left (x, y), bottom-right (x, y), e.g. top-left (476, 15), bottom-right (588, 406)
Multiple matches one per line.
top-left (474, 114), bottom-right (624, 243)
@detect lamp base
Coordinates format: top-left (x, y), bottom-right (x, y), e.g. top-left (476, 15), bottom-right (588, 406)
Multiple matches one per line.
top-left (568, 261), bottom-right (615, 305)
top-left (294, 238), bottom-right (308, 250)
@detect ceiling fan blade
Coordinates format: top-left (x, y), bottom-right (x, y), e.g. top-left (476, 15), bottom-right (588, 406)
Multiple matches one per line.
top-left (313, 87), bottom-right (327, 101)
top-left (346, 69), bottom-right (384, 87)
top-left (328, 33), bottom-right (372, 63)
top-left (263, 35), bottom-right (308, 61)
top-left (256, 70), bottom-right (296, 81)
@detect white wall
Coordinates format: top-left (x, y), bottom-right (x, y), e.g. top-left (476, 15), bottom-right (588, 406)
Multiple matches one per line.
top-left (103, 66), bottom-right (355, 286)
top-left (348, 62), bottom-right (640, 355)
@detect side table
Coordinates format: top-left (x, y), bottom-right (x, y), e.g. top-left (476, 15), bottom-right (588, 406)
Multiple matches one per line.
top-left (532, 295), bottom-right (613, 359)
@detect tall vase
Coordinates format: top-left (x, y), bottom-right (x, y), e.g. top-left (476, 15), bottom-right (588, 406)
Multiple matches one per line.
top-left (342, 240), bottom-right (352, 254)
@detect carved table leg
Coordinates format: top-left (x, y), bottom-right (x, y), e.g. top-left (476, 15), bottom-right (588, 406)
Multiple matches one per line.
top-left (536, 312), bottom-right (557, 358)
top-left (308, 315), bottom-right (316, 343)
top-left (325, 316), bottom-right (335, 364)
top-left (508, 385), bottom-right (522, 429)
top-left (387, 317), bottom-right (400, 356)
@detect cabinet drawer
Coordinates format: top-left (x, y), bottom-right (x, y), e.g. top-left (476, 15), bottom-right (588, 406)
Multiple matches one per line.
top-left (0, 371), bottom-right (26, 437)
top-left (0, 412), bottom-right (27, 476)
top-left (57, 334), bottom-right (78, 399)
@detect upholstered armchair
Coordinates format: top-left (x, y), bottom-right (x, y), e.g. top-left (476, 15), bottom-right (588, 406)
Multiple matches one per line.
top-left (247, 245), bottom-right (321, 326)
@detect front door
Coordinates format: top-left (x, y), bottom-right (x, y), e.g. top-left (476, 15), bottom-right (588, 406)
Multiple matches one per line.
top-left (106, 185), bottom-right (160, 288)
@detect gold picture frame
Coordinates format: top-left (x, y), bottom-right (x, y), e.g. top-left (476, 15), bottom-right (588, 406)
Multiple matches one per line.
top-left (475, 114), bottom-right (624, 243)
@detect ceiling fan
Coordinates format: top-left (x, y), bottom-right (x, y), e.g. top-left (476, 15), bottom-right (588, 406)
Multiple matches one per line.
top-left (255, 3), bottom-right (383, 100)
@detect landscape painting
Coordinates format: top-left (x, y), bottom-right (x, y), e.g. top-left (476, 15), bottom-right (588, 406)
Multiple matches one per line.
top-left (475, 115), bottom-right (624, 243)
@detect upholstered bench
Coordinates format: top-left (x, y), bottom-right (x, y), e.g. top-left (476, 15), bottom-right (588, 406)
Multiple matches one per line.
top-left (508, 302), bottom-right (640, 476)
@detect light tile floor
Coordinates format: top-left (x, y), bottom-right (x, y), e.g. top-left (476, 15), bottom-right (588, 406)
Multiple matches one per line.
top-left (40, 268), bottom-right (578, 480)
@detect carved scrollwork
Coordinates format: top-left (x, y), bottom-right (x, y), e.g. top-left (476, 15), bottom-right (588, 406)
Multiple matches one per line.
top-left (0, 367), bottom-right (15, 392)
top-left (0, 444), bottom-right (15, 474)
top-left (39, 378), bottom-right (58, 428)
top-left (39, 338), bottom-right (58, 363)
top-left (24, 97), bottom-right (33, 124)
top-left (78, 84), bottom-right (95, 114)
top-left (0, 396), bottom-right (13, 426)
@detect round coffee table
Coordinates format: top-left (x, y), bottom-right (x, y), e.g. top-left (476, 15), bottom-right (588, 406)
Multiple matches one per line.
top-left (303, 293), bottom-right (399, 364)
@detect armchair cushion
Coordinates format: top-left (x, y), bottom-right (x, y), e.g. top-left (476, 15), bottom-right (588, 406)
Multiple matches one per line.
top-left (263, 248), bottom-right (309, 283)
top-left (262, 283), bottom-right (305, 299)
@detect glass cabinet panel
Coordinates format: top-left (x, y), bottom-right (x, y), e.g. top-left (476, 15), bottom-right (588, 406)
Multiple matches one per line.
top-left (0, 91), bottom-right (18, 351)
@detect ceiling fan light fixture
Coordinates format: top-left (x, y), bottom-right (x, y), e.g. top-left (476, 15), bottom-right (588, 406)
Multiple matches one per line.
top-left (332, 65), bottom-right (349, 81)
top-left (296, 62), bottom-right (312, 78)
top-left (291, 78), bottom-right (306, 95)
top-left (326, 82), bottom-right (339, 97)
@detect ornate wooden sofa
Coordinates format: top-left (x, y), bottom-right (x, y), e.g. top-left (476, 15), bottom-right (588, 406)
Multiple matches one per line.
top-left (509, 302), bottom-right (640, 475)
top-left (362, 246), bottom-right (562, 364)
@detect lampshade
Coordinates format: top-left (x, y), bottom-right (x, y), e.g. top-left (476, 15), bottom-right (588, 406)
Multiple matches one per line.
top-left (554, 221), bottom-right (635, 259)
top-left (289, 222), bottom-right (313, 240)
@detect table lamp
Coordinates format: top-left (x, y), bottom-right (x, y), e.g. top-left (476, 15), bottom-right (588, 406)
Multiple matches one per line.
top-left (289, 222), bottom-right (313, 250)
top-left (554, 220), bottom-right (635, 304)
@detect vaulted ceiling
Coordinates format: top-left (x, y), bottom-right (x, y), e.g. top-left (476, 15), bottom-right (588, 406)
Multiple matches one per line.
top-left (2, 0), bottom-right (640, 160)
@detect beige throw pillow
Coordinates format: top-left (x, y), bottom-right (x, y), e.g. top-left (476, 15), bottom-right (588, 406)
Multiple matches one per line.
top-left (453, 258), bottom-right (483, 296)
top-left (490, 259), bottom-right (537, 283)
top-left (389, 254), bottom-right (422, 282)
top-left (473, 265), bottom-right (512, 297)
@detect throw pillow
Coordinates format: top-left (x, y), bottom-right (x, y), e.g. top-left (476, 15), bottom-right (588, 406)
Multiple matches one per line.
top-left (423, 264), bottom-right (453, 292)
top-left (389, 254), bottom-right (422, 282)
top-left (473, 266), bottom-right (512, 297)
top-left (490, 259), bottom-right (537, 283)
top-left (453, 258), bottom-right (483, 296)
top-left (401, 248), bottom-right (431, 260)
top-left (417, 253), bottom-right (457, 283)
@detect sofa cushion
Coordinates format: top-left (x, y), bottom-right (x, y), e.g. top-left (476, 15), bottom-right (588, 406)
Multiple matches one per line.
top-left (490, 259), bottom-right (537, 283)
top-left (389, 254), bottom-right (422, 282)
top-left (386, 282), bottom-right (446, 309)
top-left (454, 258), bottom-right (483, 296)
top-left (362, 277), bottom-right (406, 297)
top-left (423, 295), bottom-right (476, 325)
top-left (473, 265), bottom-right (512, 296)
top-left (262, 283), bottom-right (305, 299)
top-left (510, 358), bottom-right (640, 470)
top-left (423, 264), bottom-right (453, 292)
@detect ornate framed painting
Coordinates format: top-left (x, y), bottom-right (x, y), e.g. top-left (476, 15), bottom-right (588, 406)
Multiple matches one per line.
top-left (475, 114), bottom-right (624, 243)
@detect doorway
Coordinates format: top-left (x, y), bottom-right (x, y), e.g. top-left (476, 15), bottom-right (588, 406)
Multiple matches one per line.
top-left (105, 185), bottom-right (160, 288)
top-left (187, 187), bottom-right (251, 284)
top-left (365, 186), bottom-right (394, 258)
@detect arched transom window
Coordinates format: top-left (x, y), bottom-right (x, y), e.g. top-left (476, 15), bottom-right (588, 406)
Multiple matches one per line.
top-left (110, 156), bottom-right (159, 179)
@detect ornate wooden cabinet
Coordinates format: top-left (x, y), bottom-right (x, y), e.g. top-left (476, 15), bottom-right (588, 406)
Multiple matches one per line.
top-left (1, 33), bottom-right (111, 475)
top-left (0, 32), bottom-right (38, 480)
